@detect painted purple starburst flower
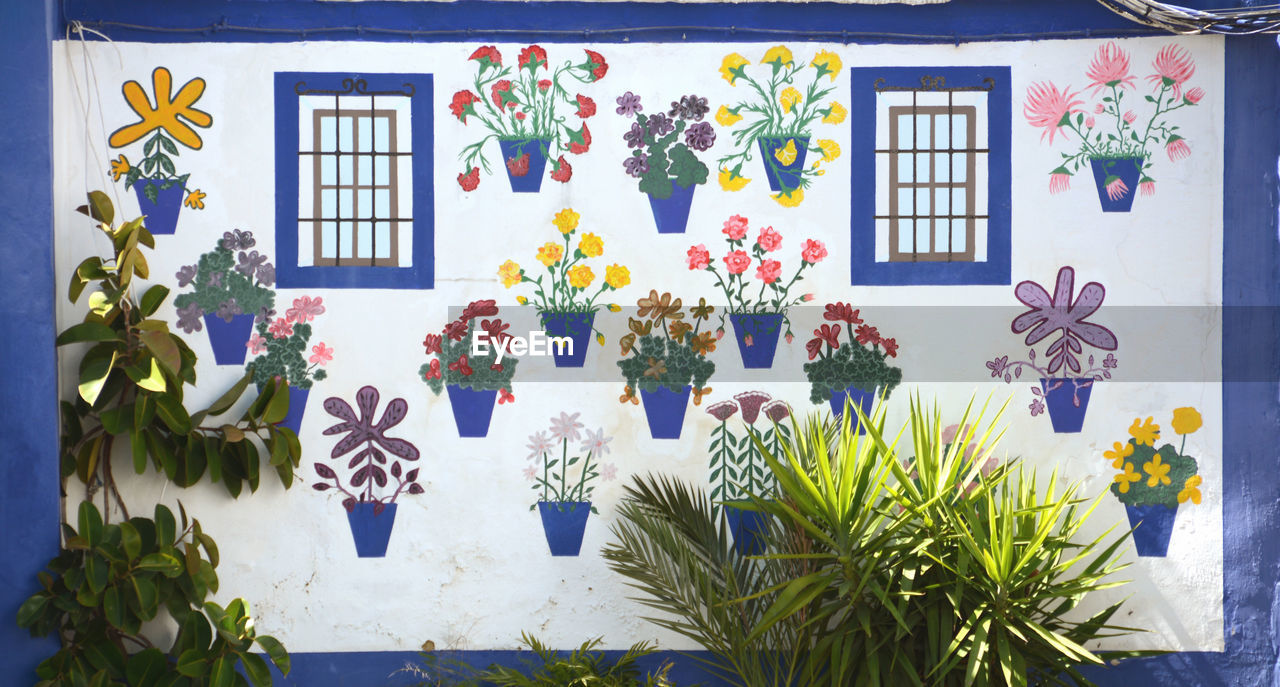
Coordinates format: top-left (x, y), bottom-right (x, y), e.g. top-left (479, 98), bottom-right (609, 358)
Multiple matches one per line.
top-left (236, 250), bottom-right (268, 277)
top-left (706, 400), bottom-right (738, 422)
top-left (176, 302), bottom-right (204, 333)
top-left (669, 94), bottom-right (710, 121)
top-left (615, 91), bottom-right (643, 117)
top-left (255, 306), bottom-right (276, 325)
top-left (986, 355), bottom-right (1009, 378)
top-left (321, 386), bottom-right (422, 512)
top-left (684, 121), bottom-right (716, 151)
top-left (256, 263), bottom-right (276, 287)
top-left (175, 264), bottom-right (197, 288)
top-left (647, 112), bottom-right (675, 137)
top-left (623, 154), bottom-right (650, 177)
top-left (623, 122), bottom-right (646, 149)
top-left (1012, 266), bottom-right (1117, 374)
top-left (215, 298), bottom-right (242, 323)
top-left (207, 271), bottom-right (222, 288)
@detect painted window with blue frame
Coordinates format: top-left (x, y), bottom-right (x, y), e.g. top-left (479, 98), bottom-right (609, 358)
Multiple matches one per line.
top-left (274, 72), bottom-right (434, 289)
top-left (850, 66), bottom-right (1010, 286)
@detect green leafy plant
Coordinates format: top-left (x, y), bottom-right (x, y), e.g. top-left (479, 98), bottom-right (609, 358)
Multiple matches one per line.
top-left (474, 633), bottom-right (671, 686)
top-left (59, 192), bottom-right (302, 501)
top-left (1105, 408), bottom-right (1204, 508)
top-left (18, 501), bottom-right (288, 686)
top-left (172, 229), bottom-right (275, 330)
top-left (802, 303), bottom-right (902, 405)
top-left (247, 294), bottom-right (331, 392)
top-left (421, 299), bottom-right (518, 396)
top-left (704, 391), bottom-right (791, 509)
top-left (616, 92), bottom-right (716, 199)
top-left (617, 292), bottom-right (715, 404)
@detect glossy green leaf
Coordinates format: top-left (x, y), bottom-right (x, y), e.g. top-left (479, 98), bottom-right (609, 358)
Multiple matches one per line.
top-left (130, 430), bottom-right (149, 474)
top-left (78, 190), bottom-right (115, 225)
top-left (131, 576), bottom-right (158, 618)
top-left (209, 656), bottom-right (236, 687)
top-left (125, 648), bottom-right (167, 687)
top-left (137, 553), bottom-right (183, 577)
top-left (208, 372), bottom-right (253, 417)
top-left (78, 502), bottom-right (104, 547)
top-left (154, 505), bottom-right (176, 546)
top-left (135, 358), bottom-right (167, 393)
top-left (240, 653), bottom-right (272, 686)
top-left (256, 635), bottom-right (290, 675)
top-left (263, 384), bottom-right (290, 425)
top-left (119, 521), bottom-right (142, 561)
top-left (103, 586), bottom-right (125, 628)
top-left (154, 394), bottom-right (192, 434)
top-left (139, 329), bottom-right (181, 376)
top-left (77, 346), bottom-right (118, 406)
top-left (16, 594), bottom-right (48, 628)
top-left (175, 649), bottom-right (208, 678)
top-left (56, 322), bottom-right (120, 346)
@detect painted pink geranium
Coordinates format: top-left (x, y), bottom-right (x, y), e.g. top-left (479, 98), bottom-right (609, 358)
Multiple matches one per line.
top-left (287, 295), bottom-right (326, 323)
top-left (1148, 44), bottom-right (1196, 99)
top-left (309, 342), bottom-right (334, 365)
top-left (246, 333), bottom-right (267, 355)
top-left (1085, 42), bottom-right (1136, 94)
top-left (1023, 82), bottom-right (1083, 145)
top-left (268, 317), bottom-right (294, 339)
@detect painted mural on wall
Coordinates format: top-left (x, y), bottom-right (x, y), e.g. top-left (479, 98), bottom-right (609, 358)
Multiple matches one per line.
top-left (107, 66), bottom-right (212, 234)
top-left (1025, 42), bottom-right (1205, 212)
top-left (55, 35), bottom-right (1226, 657)
top-left (452, 46), bottom-right (608, 192)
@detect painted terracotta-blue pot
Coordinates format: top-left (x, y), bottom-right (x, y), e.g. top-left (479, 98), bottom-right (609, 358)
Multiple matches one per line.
top-left (540, 311), bottom-right (595, 368)
top-left (724, 501), bottom-right (773, 556)
top-left (345, 502), bottom-right (398, 558)
top-left (646, 181), bottom-right (696, 234)
top-left (497, 138), bottom-right (550, 193)
top-left (1125, 503), bottom-right (1178, 557)
top-left (1039, 378), bottom-right (1093, 433)
top-left (756, 136), bottom-right (810, 193)
top-left (277, 386), bottom-right (310, 435)
top-left (639, 385), bottom-right (691, 439)
top-left (445, 385), bottom-right (496, 438)
top-left (538, 501), bottom-right (592, 556)
top-left (1088, 157), bottom-right (1144, 213)
top-left (828, 386), bottom-right (877, 434)
top-left (131, 179), bottom-right (184, 235)
top-left (729, 313), bottom-right (784, 369)
top-left (202, 313), bottom-right (255, 365)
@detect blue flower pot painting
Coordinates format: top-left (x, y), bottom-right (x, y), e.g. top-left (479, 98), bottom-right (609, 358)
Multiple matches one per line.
top-left (724, 502), bottom-right (772, 556)
top-left (647, 181), bottom-right (696, 234)
top-left (1125, 504), bottom-right (1178, 557)
top-left (202, 313), bottom-right (255, 366)
top-left (729, 313), bottom-right (785, 369)
top-left (1088, 157), bottom-right (1144, 213)
top-left (538, 501), bottom-right (592, 556)
top-left (345, 503), bottom-right (399, 558)
top-left (756, 136), bottom-right (810, 193)
top-left (445, 385), bottom-right (497, 438)
top-left (131, 179), bottom-right (184, 235)
top-left (278, 386), bottom-right (311, 434)
top-left (498, 138), bottom-right (551, 193)
top-left (639, 385), bottom-right (691, 439)
top-left (1039, 378), bottom-right (1093, 434)
top-left (540, 311), bottom-right (595, 368)
top-left (828, 386), bottom-right (876, 434)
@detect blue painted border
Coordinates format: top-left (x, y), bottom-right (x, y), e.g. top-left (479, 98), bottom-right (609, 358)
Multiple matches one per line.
top-left (274, 71), bottom-right (435, 290)
top-left (17, 2), bottom-right (1273, 685)
top-left (850, 66), bottom-right (1012, 286)
top-left (1, 0), bottom-right (61, 681)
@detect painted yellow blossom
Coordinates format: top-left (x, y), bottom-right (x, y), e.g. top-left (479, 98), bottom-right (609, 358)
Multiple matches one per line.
top-left (552, 208), bottom-right (580, 234)
top-left (536, 242), bottom-right (564, 267)
top-left (607, 303), bottom-right (621, 313)
top-left (1103, 441), bottom-right (1134, 469)
top-left (779, 87), bottom-right (802, 114)
top-left (108, 67), bottom-right (213, 150)
top-left (183, 189), bottom-right (206, 210)
top-left (596, 332), bottom-right (606, 346)
top-left (1178, 475), bottom-right (1203, 504)
top-left (823, 101), bottom-right (848, 124)
top-left (1143, 453), bottom-right (1172, 487)
top-left (605, 264), bottom-right (630, 289)
top-left (578, 232), bottom-right (604, 258)
top-left (773, 139), bottom-right (798, 166)
top-left (1113, 463), bottom-right (1141, 493)
top-left (761, 45), bottom-right (794, 68)
top-left (516, 295), bottom-right (529, 305)
top-left (568, 264), bottom-right (595, 289)
top-left (810, 50), bottom-right (842, 80)
top-left (1171, 407), bottom-right (1202, 435)
top-left (719, 53), bottom-right (749, 84)
top-left (817, 139), bottom-right (841, 163)
top-left (774, 187), bottom-right (804, 207)
top-left (718, 167), bottom-right (750, 191)
top-left (1128, 417), bottom-right (1161, 446)
top-left (498, 260), bottom-right (522, 288)
top-left (109, 154), bottom-right (130, 182)
top-left (715, 105), bottom-right (742, 126)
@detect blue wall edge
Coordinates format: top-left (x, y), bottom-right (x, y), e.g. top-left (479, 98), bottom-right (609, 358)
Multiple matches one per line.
top-left (9, 1), bottom-right (1275, 685)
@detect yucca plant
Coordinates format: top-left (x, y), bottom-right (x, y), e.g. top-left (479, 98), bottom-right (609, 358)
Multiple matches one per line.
top-left (749, 394), bottom-right (1144, 687)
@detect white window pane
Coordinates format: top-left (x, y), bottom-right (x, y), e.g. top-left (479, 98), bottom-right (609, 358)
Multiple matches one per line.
top-left (357, 117), bottom-right (372, 152)
top-left (950, 219), bottom-right (967, 253)
top-left (396, 220), bottom-right (413, 267)
top-left (916, 153), bottom-right (930, 181)
top-left (321, 189), bottom-right (336, 218)
top-left (320, 155), bottom-right (336, 185)
top-left (934, 154), bottom-right (952, 182)
top-left (897, 220), bottom-right (915, 254)
top-left (374, 189), bottom-right (391, 219)
top-left (338, 189), bottom-right (353, 219)
top-left (934, 188), bottom-right (951, 217)
top-left (934, 115), bottom-right (950, 149)
top-left (357, 189), bottom-right (372, 219)
top-left (914, 114), bottom-right (931, 149)
top-left (897, 187), bottom-right (914, 216)
top-left (374, 116), bottom-right (390, 152)
top-left (897, 153), bottom-right (914, 184)
top-left (321, 222), bottom-right (337, 259)
top-left (355, 221), bottom-right (372, 258)
top-left (916, 220), bottom-right (930, 253)
top-left (374, 155), bottom-right (390, 183)
top-left (338, 117), bottom-right (353, 152)
top-left (320, 117), bottom-right (336, 152)
top-left (952, 114), bottom-right (968, 148)
top-left (916, 188), bottom-right (931, 218)
top-left (338, 222), bottom-right (353, 259)
top-left (358, 155), bottom-right (373, 184)
top-left (338, 155), bottom-right (353, 185)
top-left (375, 223), bottom-right (392, 259)
top-left (897, 114), bottom-right (914, 149)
